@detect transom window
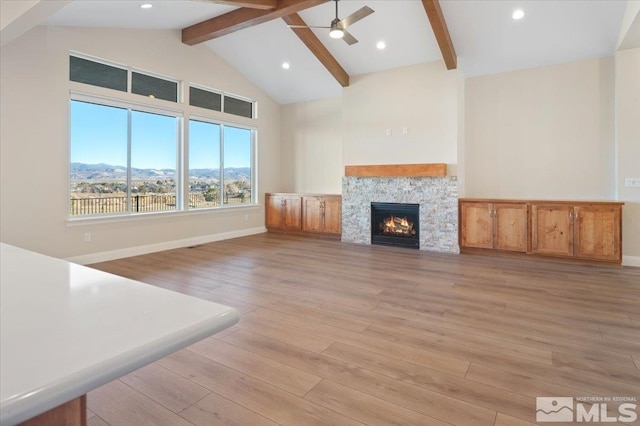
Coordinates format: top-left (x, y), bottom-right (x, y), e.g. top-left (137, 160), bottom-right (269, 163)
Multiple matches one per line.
top-left (189, 84), bottom-right (254, 119)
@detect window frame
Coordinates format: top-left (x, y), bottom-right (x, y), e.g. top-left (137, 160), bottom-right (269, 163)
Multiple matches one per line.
top-left (68, 53), bottom-right (259, 223)
top-left (188, 83), bottom-right (257, 119)
top-left (68, 92), bottom-right (258, 222)
top-left (70, 52), bottom-right (181, 104)
top-left (69, 92), bottom-right (184, 218)
top-left (188, 115), bottom-right (257, 209)
top-left (189, 83), bottom-right (223, 113)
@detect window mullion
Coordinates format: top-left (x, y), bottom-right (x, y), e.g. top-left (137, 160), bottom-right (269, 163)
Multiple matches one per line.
top-left (252, 130), bottom-right (257, 204)
top-left (127, 109), bottom-right (132, 213)
top-left (220, 124), bottom-right (225, 206)
top-left (178, 117), bottom-right (185, 211)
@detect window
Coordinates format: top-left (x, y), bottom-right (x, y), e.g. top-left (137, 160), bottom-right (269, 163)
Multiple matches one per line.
top-left (189, 86), bottom-right (222, 112)
top-left (224, 95), bottom-right (253, 119)
top-left (70, 55), bottom-right (179, 103)
top-left (69, 53), bottom-right (257, 218)
top-left (189, 84), bottom-right (255, 119)
top-left (189, 120), bottom-right (253, 209)
top-left (70, 56), bottom-right (127, 92)
top-left (132, 72), bottom-right (178, 102)
top-left (223, 126), bottom-right (252, 203)
top-left (130, 110), bottom-right (179, 212)
top-left (189, 120), bottom-right (221, 208)
top-left (70, 99), bottom-right (180, 216)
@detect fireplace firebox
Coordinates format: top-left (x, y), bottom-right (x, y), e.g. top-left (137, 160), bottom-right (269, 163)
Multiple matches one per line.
top-left (371, 202), bottom-right (419, 249)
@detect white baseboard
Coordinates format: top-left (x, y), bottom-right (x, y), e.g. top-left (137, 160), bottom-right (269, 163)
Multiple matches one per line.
top-left (622, 255), bottom-right (640, 268)
top-left (66, 227), bottom-right (267, 265)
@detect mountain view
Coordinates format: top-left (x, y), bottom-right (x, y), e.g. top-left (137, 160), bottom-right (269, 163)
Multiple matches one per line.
top-left (70, 163), bottom-right (251, 181)
top-left (70, 163), bottom-right (252, 215)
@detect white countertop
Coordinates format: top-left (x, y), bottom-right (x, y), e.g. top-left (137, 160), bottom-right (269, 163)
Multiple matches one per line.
top-left (0, 243), bottom-right (239, 425)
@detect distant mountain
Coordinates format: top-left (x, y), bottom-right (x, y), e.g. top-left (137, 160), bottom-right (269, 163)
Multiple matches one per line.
top-left (71, 163), bottom-right (250, 181)
top-left (189, 168), bottom-right (250, 181)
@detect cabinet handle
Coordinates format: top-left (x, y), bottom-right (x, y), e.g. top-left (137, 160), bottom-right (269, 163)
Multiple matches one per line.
top-left (568, 211), bottom-right (573, 221)
top-left (574, 211), bottom-right (578, 220)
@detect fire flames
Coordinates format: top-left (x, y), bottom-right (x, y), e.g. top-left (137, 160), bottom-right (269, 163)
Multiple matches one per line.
top-left (381, 215), bottom-right (415, 236)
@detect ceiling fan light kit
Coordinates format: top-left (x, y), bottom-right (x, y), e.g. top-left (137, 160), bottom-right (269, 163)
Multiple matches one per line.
top-left (329, 20), bottom-right (344, 39)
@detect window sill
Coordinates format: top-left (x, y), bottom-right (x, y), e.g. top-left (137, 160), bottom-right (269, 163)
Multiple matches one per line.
top-left (66, 204), bottom-right (261, 227)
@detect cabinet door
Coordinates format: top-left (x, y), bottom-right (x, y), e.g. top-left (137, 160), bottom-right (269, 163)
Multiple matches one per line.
top-left (265, 195), bottom-right (283, 229)
top-left (494, 203), bottom-right (528, 252)
top-left (574, 205), bottom-right (621, 261)
top-left (460, 202), bottom-right (493, 249)
top-left (322, 197), bottom-right (342, 235)
top-left (282, 196), bottom-right (302, 230)
top-left (532, 204), bottom-right (573, 257)
top-left (302, 197), bottom-right (324, 233)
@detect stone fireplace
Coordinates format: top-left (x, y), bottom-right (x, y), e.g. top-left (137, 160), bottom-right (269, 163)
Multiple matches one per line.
top-left (341, 169), bottom-right (459, 253)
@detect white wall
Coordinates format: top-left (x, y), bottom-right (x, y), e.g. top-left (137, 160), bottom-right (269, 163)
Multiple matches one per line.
top-left (280, 61), bottom-right (462, 194)
top-left (615, 48), bottom-right (640, 262)
top-left (281, 97), bottom-right (343, 194)
top-left (465, 57), bottom-right (615, 200)
top-left (343, 61), bottom-right (460, 169)
top-left (0, 26), bottom-right (282, 260)
top-left (0, 0), bottom-right (71, 46)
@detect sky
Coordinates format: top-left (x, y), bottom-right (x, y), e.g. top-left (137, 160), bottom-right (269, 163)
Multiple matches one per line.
top-left (71, 100), bottom-right (252, 170)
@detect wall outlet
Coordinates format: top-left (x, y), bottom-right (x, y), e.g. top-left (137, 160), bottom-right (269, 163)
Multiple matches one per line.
top-left (625, 178), bottom-right (640, 187)
top-left (84, 232), bottom-right (91, 243)
top-left (244, 214), bottom-right (249, 221)
top-left (386, 128), bottom-right (392, 136)
top-left (402, 126), bottom-right (408, 135)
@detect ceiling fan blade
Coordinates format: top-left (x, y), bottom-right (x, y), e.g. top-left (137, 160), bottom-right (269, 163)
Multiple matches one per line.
top-left (287, 25), bottom-right (331, 29)
top-left (341, 30), bottom-right (358, 45)
top-left (338, 5), bottom-right (374, 29)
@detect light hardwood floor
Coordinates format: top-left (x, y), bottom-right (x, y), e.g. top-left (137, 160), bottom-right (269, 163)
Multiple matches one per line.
top-left (88, 233), bottom-right (640, 425)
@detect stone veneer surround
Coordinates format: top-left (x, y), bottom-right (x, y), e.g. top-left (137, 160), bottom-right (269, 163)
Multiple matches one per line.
top-left (342, 176), bottom-right (459, 253)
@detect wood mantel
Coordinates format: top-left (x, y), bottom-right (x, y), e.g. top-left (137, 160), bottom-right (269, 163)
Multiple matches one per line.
top-left (344, 163), bottom-right (447, 177)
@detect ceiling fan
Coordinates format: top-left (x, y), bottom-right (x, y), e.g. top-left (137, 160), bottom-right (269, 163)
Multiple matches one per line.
top-left (287, 0), bottom-right (374, 45)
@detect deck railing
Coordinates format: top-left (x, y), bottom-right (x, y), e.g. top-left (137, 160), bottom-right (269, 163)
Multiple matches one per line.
top-left (70, 192), bottom-right (250, 216)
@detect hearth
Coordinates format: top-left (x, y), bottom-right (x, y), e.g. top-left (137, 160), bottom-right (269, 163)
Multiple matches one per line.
top-left (371, 202), bottom-right (419, 249)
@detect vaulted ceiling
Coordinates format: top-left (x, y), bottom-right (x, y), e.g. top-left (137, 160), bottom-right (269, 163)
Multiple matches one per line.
top-left (12, 0), bottom-right (635, 104)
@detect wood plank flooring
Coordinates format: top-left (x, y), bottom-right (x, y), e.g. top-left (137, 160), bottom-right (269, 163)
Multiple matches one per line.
top-left (88, 233), bottom-right (640, 425)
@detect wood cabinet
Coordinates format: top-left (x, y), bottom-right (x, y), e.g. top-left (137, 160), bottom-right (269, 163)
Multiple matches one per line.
top-left (265, 194), bottom-right (302, 231)
top-left (574, 205), bottom-right (621, 261)
top-left (266, 193), bottom-right (341, 238)
top-left (531, 204), bottom-right (573, 257)
top-left (460, 201), bottom-right (527, 252)
top-left (532, 203), bottom-right (621, 262)
top-left (302, 195), bottom-right (342, 235)
top-left (460, 199), bottom-right (623, 266)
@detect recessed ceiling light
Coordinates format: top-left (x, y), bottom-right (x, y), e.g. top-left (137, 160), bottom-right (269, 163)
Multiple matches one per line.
top-left (512, 9), bottom-right (524, 20)
top-left (140, 3), bottom-right (153, 9)
top-left (376, 41), bottom-right (386, 50)
top-left (282, 62), bottom-right (290, 70)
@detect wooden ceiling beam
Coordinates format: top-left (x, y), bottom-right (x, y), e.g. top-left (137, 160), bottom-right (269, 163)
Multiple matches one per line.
top-left (421, 0), bottom-right (457, 70)
top-left (210, 0), bottom-right (278, 9)
top-left (282, 13), bottom-right (349, 87)
top-left (182, 0), bottom-right (328, 45)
